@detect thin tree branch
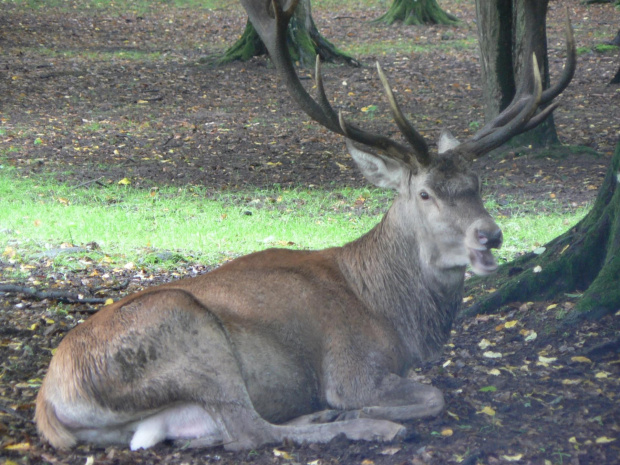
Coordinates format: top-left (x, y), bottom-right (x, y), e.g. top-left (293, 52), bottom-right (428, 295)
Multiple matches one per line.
top-left (0, 284), bottom-right (108, 305)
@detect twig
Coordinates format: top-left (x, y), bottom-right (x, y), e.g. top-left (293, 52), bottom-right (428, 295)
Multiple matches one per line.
top-left (73, 176), bottom-right (105, 189)
top-left (0, 403), bottom-right (32, 424)
top-left (0, 284), bottom-right (108, 304)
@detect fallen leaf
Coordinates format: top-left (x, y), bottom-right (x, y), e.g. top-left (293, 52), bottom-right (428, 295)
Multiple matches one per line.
top-left (562, 379), bottom-right (582, 385)
top-left (3, 246), bottom-right (17, 258)
top-left (483, 351), bottom-right (503, 359)
top-left (4, 443), bottom-right (30, 451)
top-left (538, 355), bottom-right (557, 364)
top-left (533, 265), bottom-right (542, 273)
top-left (595, 436), bottom-right (616, 444)
top-left (595, 372), bottom-right (610, 379)
top-left (488, 368), bottom-right (501, 376)
top-left (502, 454), bottom-right (523, 462)
top-left (380, 446), bottom-right (401, 455)
top-left (273, 448), bottom-right (293, 459)
top-left (525, 331), bottom-right (538, 342)
top-left (440, 428), bottom-right (453, 437)
top-left (104, 298), bottom-right (114, 306)
top-left (570, 356), bottom-right (592, 363)
top-left (118, 177), bottom-right (131, 185)
top-left (504, 320), bottom-right (518, 328)
top-left (446, 410), bottom-right (460, 420)
top-left (477, 406), bottom-right (496, 416)
top-left (546, 304), bottom-right (558, 310)
top-left (479, 385), bottom-right (497, 392)
top-left (478, 338), bottom-right (492, 349)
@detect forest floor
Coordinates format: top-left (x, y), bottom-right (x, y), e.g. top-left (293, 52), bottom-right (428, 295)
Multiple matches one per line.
top-left (1, 1), bottom-right (619, 464)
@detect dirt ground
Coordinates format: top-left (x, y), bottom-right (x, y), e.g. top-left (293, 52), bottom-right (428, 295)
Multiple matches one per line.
top-left (1, 1), bottom-right (619, 464)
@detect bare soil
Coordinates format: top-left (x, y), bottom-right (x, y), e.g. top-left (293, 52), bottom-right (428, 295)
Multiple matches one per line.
top-left (1, 1), bottom-right (619, 464)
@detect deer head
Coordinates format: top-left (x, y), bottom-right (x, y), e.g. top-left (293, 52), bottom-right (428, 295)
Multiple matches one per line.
top-left (240, 0), bottom-right (574, 278)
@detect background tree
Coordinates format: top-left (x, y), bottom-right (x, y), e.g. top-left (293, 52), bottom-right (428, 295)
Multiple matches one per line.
top-left (475, 0), bottom-right (561, 147)
top-left (374, 0), bottom-right (458, 25)
top-left (465, 142), bottom-right (620, 323)
top-left (220, 0), bottom-right (358, 66)
top-left (466, 3), bottom-right (620, 323)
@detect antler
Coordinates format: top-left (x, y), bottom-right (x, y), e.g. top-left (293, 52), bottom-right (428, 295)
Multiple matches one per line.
top-left (240, 0), bottom-right (431, 167)
top-left (455, 11), bottom-right (576, 160)
top-left (240, 0), bottom-right (575, 165)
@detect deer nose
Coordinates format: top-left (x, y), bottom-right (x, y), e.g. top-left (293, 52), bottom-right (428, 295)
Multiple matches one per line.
top-left (477, 228), bottom-right (503, 249)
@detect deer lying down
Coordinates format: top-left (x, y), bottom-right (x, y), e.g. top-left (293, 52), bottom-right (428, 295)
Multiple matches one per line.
top-left (35, 0), bottom-right (575, 452)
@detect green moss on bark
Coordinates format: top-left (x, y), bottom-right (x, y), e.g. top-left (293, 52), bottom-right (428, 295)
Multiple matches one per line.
top-left (374, 0), bottom-right (459, 26)
top-left (463, 143), bottom-right (620, 322)
top-left (220, 12), bottom-right (358, 67)
top-left (219, 20), bottom-right (266, 65)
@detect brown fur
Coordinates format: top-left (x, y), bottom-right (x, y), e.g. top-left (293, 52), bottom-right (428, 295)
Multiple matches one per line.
top-left (35, 382), bottom-right (77, 449)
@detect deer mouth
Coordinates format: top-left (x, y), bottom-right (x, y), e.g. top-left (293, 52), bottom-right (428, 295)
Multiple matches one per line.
top-left (468, 247), bottom-right (499, 275)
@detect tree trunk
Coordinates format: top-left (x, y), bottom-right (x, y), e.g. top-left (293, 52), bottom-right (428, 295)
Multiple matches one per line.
top-left (463, 142), bottom-right (620, 323)
top-left (611, 65), bottom-right (620, 85)
top-left (220, 0), bottom-right (358, 67)
top-left (475, 0), bottom-right (559, 147)
top-left (374, 0), bottom-right (458, 26)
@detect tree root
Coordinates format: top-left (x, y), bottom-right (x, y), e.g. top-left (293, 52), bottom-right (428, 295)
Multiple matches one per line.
top-left (462, 143), bottom-right (620, 323)
top-left (373, 0), bottom-right (459, 26)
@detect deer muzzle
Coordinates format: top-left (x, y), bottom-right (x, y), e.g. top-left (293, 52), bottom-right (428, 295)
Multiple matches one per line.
top-left (467, 221), bottom-right (503, 276)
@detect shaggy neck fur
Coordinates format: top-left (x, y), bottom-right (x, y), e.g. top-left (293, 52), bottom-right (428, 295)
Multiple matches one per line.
top-left (337, 200), bottom-right (464, 366)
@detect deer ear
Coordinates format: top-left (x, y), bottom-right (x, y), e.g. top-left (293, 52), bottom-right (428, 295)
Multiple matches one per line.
top-left (437, 129), bottom-right (460, 154)
top-left (346, 140), bottom-right (405, 190)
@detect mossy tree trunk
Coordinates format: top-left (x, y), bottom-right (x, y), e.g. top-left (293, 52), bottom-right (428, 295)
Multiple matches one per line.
top-left (220, 0), bottom-right (358, 67)
top-left (475, 0), bottom-right (559, 148)
top-left (374, 0), bottom-right (458, 26)
top-left (463, 143), bottom-right (620, 323)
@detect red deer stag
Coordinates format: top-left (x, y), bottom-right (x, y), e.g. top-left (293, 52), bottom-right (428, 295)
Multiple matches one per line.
top-left (36, 0), bottom-right (575, 451)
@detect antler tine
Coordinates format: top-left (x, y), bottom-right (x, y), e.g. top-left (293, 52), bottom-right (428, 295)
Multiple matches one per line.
top-left (541, 9), bottom-right (576, 105)
top-left (456, 8), bottom-right (576, 159)
top-left (376, 63), bottom-right (430, 165)
top-left (259, 0), bottom-right (430, 169)
top-left (472, 9), bottom-right (576, 143)
top-left (457, 53), bottom-right (543, 159)
top-left (269, 0), bottom-right (342, 134)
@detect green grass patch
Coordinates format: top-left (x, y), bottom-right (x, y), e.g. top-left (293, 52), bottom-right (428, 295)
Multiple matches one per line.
top-left (0, 174), bottom-right (391, 268)
top-left (577, 44), bottom-right (619, 56)
top-left (344, 38), bottom-right (476, 58)
top-left (0, 172), bottom-right (588, 271)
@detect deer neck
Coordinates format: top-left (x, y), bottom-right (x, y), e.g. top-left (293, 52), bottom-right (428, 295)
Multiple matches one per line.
top-left (337, 205), bottom-right (464, 364)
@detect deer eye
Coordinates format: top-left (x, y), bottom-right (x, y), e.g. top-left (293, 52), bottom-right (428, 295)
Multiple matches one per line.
top-left (419, 191), bottom-right (430, 200)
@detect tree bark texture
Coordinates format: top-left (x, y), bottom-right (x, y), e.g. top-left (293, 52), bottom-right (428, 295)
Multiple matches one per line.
top-left (475, 0), bottom-right (559, 147)
top-left (374, 0), bottom-right (458, 26)
top-left (220, 0), bottom-right (358, 67)
top-left (463, 143), bottom-right (620, 323)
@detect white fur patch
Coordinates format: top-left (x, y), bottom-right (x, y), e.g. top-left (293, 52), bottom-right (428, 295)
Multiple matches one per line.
top-left (130, 404), bottom-right (220, 450)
